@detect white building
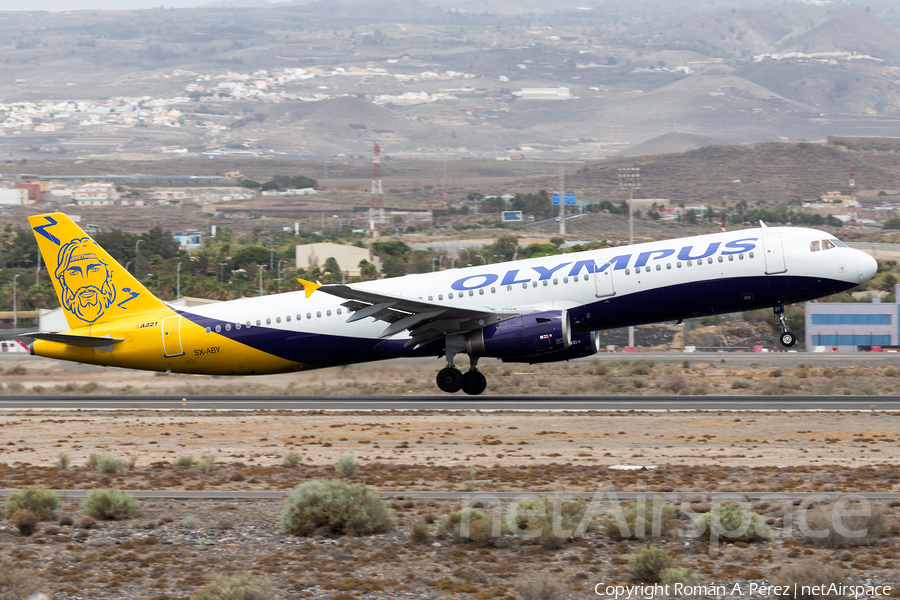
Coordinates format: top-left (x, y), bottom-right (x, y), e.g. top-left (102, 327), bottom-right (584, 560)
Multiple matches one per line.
top-left (75, 182), bottom-right (118, 206)
top-left (0, 189), bottom-right (29, 205)
top-left (296, 243), bottom-right (382, 278)
top-left (516, 87), bottom-right (573, 100)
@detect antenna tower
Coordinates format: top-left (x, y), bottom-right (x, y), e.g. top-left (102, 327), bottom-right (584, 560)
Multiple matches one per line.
top-left (369, 142), bottom-right (386, 229)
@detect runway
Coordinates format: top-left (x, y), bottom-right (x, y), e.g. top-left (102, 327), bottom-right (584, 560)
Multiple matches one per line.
top-left (1, 395), bottom-right (899, 410)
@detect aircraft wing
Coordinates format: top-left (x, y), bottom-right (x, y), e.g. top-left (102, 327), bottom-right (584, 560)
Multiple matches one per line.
top-left (300, 279), bottom-right (523, 348)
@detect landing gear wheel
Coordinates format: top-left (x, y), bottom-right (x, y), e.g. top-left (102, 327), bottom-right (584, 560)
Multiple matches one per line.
top-left (780, 332), bottom-right (796, 348)
top-left (462, 370), bottom-right (487, 396)
top-left (436, 367), bottom-right (463, 393)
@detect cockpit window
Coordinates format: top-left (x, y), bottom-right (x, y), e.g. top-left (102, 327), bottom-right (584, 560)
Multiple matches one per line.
top-left (810, 240), bottom-right (820, 252)
top-left (822, 239), bottom-right (835, 250)
top-left (831, 239), bottom-right (847, 248)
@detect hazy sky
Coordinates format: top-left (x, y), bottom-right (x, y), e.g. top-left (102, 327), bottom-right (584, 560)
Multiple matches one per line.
top-left (0, 1), bottom-right (206, 10)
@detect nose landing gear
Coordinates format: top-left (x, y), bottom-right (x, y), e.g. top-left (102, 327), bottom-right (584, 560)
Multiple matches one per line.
top-left (774, 304), bottom-right (796, 347)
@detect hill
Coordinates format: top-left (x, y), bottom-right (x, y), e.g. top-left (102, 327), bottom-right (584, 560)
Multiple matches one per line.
top-left (285, 0), bottom-right (447, 21)
top-left (670, 8), bottom-right (795, 56)
top-left (621, 133), bottom-right (728, 157)
top-left (776, 6), bottom-right (900, 64)
top-left (575, 141), bottom-right (900, 208)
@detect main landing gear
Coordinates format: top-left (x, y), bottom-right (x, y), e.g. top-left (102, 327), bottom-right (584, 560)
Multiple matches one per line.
top-left (436, 342), bottom-right (487, 395)
top-left (774, 304), bottom-right (796, 348)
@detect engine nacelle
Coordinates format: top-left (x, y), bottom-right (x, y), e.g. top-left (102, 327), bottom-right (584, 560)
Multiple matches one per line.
top-left (466, 310), bottom-right (571, 359)
top-left (502, 330), bottom-right (601, 364)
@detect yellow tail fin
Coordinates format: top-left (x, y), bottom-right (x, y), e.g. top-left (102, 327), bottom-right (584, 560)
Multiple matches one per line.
top-left (29, 213), bottom-right (169, 329)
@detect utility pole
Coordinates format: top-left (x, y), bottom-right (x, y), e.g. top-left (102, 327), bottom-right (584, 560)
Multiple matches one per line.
top-left (559, 163), bottom-right (565, 236)
top-left (134, 239), bottom-right (143, 275)
top-left (35, 251), bottom-right (40, 285)
top-left (257, 265), bottom-right (266, 296)
top-left (176, 262), bottom-right (182, 299)
top-left (618, 167), bottom-right (641, 349)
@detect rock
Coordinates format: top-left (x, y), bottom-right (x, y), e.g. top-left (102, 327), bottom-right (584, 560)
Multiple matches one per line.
top-left (85, 537), bottom-right (117, 547)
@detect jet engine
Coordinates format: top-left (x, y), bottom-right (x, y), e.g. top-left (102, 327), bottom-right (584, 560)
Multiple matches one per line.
top-left (502, 330), bottom-right (601, 364)
top-left (465, 310), bottom-right (571, 359)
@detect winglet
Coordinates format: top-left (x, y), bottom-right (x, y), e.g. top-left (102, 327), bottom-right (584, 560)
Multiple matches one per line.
top-left (297, 278), bottom-right (322, 298)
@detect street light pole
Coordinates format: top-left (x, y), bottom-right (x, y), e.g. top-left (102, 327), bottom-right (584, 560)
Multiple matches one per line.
top-left (176, 262), bottom-right (182, 299)
top-left (134, 239), bottom-right (143, 275)
top-left (476, 254), bottom-right (485, 265)
top-left (12, 274), bottom-right (19, 331)
top-left (618, 167), bottom-right (641, 349)
top-left (257, 265), bottom-right (266, 296)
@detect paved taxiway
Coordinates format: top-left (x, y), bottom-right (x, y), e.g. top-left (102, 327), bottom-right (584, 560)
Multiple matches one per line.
top-left (1, 395), bottom-right (899, 410)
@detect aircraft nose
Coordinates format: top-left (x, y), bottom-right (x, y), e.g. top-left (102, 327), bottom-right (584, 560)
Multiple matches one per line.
top-left (857, 252), bottom-right (878, 284)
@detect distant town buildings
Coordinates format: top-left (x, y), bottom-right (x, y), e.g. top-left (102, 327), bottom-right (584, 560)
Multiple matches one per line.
top-left (74, 182), bottom-right (118, 206)
top-left (515, 87), bottom-right (574, 100)
top-left (296, 242), bottom-right (382, 278)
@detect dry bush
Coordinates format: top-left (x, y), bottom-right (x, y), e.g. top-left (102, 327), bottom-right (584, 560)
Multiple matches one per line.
top-left (604, 497), bottom-right (679, 541)
top-left (0, 559), bottom-right (48, 599)
top-left (281, 452), bottom-right (301, 468)
top-left (77, 516), bottom-right (97, 529)
top-left (410, 522), bottom-right (431, 544)
top-left (189, 572), bottom-right (282, 600)
top-left (692, 502), bottom-right (770, 543)
top-left (86, 453), bottom-right (125, 474)
top-left (509, 495), bottom-right (592, 548)
top-left (174, 455), bottom-right (195, 467)
top-left (58, 514), bottom-right (74, 527)
top-left (629, 545), bottom-right (679, 583)
top-left (197, 456), bottom-right (216, 474)
top-left (515, 576), bottom-right (561, 600)
top-left (801, 503), bottom-right (890, 548)
top-left (3, 487), bottom-right (59, 521)
top-left (280, 479), bottom-right (396, 537)
top-left (9, 510), bottom-right (38, 536)
top-left (334, 455), bottom-right (359, 478)
top-left (439, 507), bottom-right (505, 546)
top-left (774, 560), bottom-right (854, 600)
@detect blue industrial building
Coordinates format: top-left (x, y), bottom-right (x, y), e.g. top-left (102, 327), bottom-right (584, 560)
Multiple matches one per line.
top-left (804, 285), bottom-right (900, 351)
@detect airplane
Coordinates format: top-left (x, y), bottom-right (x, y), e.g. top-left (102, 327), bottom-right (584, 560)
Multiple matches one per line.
top-left (25, 212), bottom-right (877, 395)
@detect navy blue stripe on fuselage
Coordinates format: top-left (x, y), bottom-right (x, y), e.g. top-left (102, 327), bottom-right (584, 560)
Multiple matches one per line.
top-left (177, 311), bottom-right (441, 367)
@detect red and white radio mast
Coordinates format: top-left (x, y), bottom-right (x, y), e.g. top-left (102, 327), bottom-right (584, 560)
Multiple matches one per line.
top-left (369, 142), bottom-right (386, 229)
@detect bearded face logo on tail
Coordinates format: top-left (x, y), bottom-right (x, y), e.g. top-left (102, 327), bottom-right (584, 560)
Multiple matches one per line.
top-left (55, 237), bottom-right (116, 324)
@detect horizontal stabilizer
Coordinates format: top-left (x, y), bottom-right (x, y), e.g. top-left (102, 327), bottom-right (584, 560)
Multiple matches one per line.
top-left (23, 332), bottom-right (125, 348)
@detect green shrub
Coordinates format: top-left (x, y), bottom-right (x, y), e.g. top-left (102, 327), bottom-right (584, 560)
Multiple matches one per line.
top-left (604, 497), bottom-right (679, 540)
top-left (334, 455), bottom-right (359, 478)
top-left (661, 567), bottom-right (698, 586)
top-left (10, 510), bottom-right (38, 536)
top-left (86, 453), bottom-right (125, 474)
top-left (80, 486), bottom-right (142, 520)
top-left (282, 452), bottom-right (301, 468)
top-left (629, 545), bottom-right (679, 583)
top-left (509, 495), bottom-right (591, 548)
top-left (183, 516), bottom-right (199, 528)
top-left (189, 572), bottom-right (282, 600)
top-left (439, 507), bottom-right (505, 546)
top-left (4, 487), bottom-right (60, 521)
top-left (174, 455), bottom-right (195, 467)
top-left (280, 479), bottom-right (396, 537)
top-left (197, 456), bottom-right (216, 474)
top-left (0, 560), bottom-right (48, 599)
top-left (693, 502), bottom-right (770, 543)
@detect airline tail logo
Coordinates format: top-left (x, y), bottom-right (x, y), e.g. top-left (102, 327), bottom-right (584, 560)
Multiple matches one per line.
top-left (55, 237), bottom-right (117, 324)
top-left (29, 212), bottom-right (167, 329)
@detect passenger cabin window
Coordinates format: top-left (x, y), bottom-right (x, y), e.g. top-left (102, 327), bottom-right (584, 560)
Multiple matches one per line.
top-left (256, 320), bottom-right (261, 326)
top-left (225, 324), bottom-right (232, 331)
top-left (266, 318), bottom-right (271, 325)
top-left (810, 240), bottom-right (821, 252)
top-left (215, 325), bottom-right (221, 333)
top-left (286, 316), bottom-right (291, 322)
top-left (276, 317), bottom-right (281, 324)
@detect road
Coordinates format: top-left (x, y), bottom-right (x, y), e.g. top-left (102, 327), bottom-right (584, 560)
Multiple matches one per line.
top-left (0, 395), bottom-right (898, 410)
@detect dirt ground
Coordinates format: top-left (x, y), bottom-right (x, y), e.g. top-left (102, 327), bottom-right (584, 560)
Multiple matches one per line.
top-left (2, 359), bottom-right (900, 600)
